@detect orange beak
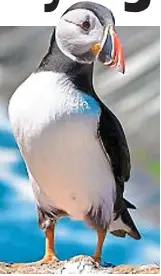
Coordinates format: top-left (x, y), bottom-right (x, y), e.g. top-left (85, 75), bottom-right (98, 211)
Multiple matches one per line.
top-left (98, 25), bottom-right (125, 74)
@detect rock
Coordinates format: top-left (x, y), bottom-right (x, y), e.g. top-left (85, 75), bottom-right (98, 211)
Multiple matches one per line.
top-left (0, 257), bottom-right (160, 274)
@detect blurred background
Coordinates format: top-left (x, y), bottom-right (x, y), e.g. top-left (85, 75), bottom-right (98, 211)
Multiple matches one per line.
top-left (0, 27), bottom-right (160, 265)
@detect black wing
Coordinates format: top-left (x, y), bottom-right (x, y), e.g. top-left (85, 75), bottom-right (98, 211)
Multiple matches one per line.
top-left (96, 100), bottom-right (131, 215)
top-left (97, 101), bottom-right (131, 185)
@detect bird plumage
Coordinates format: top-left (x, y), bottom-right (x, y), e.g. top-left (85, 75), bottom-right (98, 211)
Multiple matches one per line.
top-left (8, 2), bottom-right (141, 266)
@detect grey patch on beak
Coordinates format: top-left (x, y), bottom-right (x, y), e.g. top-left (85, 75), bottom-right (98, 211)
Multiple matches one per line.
top-left (99, 29), bottom-right (114, 64)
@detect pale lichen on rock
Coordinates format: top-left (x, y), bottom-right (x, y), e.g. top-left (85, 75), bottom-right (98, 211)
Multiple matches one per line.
top-left (0, 256), bottom-right (160, 274)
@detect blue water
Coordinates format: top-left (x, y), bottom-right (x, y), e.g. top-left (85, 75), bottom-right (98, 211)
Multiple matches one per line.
top-left (0, 116), bottom-right (160, 265)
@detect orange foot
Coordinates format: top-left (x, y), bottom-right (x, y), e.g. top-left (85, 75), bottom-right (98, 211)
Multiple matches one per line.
top-left (92, 254), bottom-right (101, 264)
top-left (11, 254), bottom-right (59, 268)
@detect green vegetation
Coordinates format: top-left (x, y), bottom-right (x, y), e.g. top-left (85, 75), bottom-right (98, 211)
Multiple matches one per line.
top-left (146, 160), bottom-right (160, 181)
top-left (133, 148), bottom-right (160, 182)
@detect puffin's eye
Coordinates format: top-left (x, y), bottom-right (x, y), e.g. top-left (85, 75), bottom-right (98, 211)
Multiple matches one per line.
top-left (81, 21), bottom-right (91, 31)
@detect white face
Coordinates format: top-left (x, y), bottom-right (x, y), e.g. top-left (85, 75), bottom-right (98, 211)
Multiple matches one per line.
top-left (56, 9), bottom-right (104, 64)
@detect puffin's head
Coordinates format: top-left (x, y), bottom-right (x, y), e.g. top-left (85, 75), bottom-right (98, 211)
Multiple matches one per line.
top-left (56, 1), bottom-right (125, 73)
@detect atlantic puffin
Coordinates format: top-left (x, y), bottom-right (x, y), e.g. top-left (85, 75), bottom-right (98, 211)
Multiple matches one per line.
top-left (8, 1), bottom-right (141, 266)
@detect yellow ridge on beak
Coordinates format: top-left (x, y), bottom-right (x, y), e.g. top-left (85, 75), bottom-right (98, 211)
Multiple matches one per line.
top-left (90, 43), bottom-right (102, 53)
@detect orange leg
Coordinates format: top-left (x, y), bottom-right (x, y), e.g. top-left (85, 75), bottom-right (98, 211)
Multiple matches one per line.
top-left (92, 229), bottom-right (106, 263)
top-left (70, 228), bottom-right (107, 264)
top-left (12, 224), bottom-right (58, 268)
top-left (38, 224), bottom-right (58, 263)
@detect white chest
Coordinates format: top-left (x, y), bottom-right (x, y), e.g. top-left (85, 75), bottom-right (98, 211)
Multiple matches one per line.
top-left (9, 72), bottom-right (100, 142)
top-left (9, 71), bottom-right (116, 222)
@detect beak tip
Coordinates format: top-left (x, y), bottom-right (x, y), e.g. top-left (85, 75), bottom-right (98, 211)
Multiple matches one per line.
top-left (118, 62), bottom-right (125, 74)
top-left (120, 67), bottom-right (125, 74)
top-left (116, 66), bottom-right (125, 74)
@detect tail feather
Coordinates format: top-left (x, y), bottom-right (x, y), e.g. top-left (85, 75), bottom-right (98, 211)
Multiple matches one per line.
top-left (110, 208), bottom-right (141, 240)
top-left (122, 208), bottom-right (141, 240)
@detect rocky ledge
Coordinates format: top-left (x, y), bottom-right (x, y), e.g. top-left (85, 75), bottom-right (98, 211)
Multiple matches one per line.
top-left (0, 256), bottom-right (160, 274)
